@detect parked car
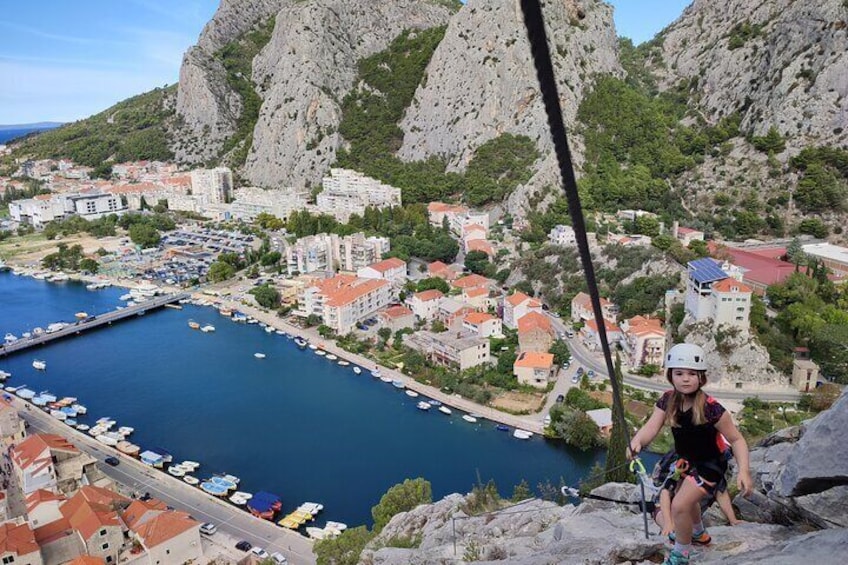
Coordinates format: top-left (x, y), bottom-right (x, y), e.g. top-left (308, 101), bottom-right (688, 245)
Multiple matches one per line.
top-left (571, 374), bottom-right (580, 384)
top-left (270, 552), bottom-right (288, 564)
top-left (199, 523), bottom-right (217, 535)
top-left (543, 415), bottom-right (552, 427)
top-left (588, 370), bottom-right (595, 378)
top-left (104, 457), bottom-right (120, 466)
top-left (235, 540), bottom-right (252, 551)
top-left (576, 366), bottom-right (584, 376)
top-left (556, 394), bottom-right (565, 403)
top-left (250, 547), bottom-right (270, 559)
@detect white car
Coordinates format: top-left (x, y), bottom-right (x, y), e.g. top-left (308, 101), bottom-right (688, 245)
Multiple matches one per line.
top-left (250, 547), bottom-right (270, 560)
top-left (270, 553), bottom-right (288, 564)
top-left (199, 523), bottom-right (217, 535)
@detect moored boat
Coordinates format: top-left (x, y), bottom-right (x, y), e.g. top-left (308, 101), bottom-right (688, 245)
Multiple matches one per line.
top-left (315, 350), bottom-right (326, 356)
top-left (416, 401), bottom-right (432, 411)
top-left (439, 406), bottom-right (452, 415)
top-left (200, 481), bottom-right (228, 496)
top-left (200, 324), bottom-right (215, 333)
top-left (496, 424), bottom-right (510, 432)
top-left (326, 354), bottom-right (338, 361)
top-left (338, 360), bottom-right (350, 366)
top-left (32, 360), bottom-right (47, 371)
top-left (168, 465), bottom-right (186, 477)
top-left (352, 366), bottom-right (362, 374)
top-left (391, 380), bottom-right (405, 389)
top-left (513, 429), bottom-right (533, 440)
top-left (405, 389), bottom-right (419, 397)
top-left (254, 353), bottom-right (266, 359)
top-left (183, 475), bottom-right (200, 485)
top-left (462, 414), bottom-right (477, 423)
top-left (188, 320), bottom-right (200, 330)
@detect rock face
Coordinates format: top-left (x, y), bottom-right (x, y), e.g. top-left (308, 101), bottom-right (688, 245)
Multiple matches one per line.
top-left (398, 0), bottom-right (620, 220)
top-left (361, 394), bottom-right (848, 564)
top-left (652, 0), bottom-right (848, 149)
top-left (173, 0), bottom-right (455, 186)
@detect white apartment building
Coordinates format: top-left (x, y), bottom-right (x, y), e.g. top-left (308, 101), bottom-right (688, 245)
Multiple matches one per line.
top-left (462, 312), bottom-right (503, 338)
top-left (9, 192), bottom-right (125, 227)
top-left (407, 289), bottom-right (444, 321)
top-left (621, 316), bottom-right (666, 370)
top-left (405, 331), bottom-right (491, 371)
top-left (684, 258), bottom-right (752, 331)
top-left (295, 274), bottom-right (392, 334)
top-left (504, 292), bottom-right (543, 329)
top-left (229, 186), bottom-right (309, 222)
top-left (283, 232), bottom-right (390, 275)
top-left (549, 224), bottom-right (576, 246)
top-left (710, 278), bottom-right (752, 330)
top-left (66, 192), bottom-right (125, 219)
top-left (9, 196), bottom-right (66, 227)
top-left (190, 167), bottom-right (233, 204)
top-left (316, 168), bottom-right (401, 222)
top-left (357, 257), bottom-right (407, 287)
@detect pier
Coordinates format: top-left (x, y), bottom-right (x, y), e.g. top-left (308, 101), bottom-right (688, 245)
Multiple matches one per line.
top-left (0, 292), bottom-right (189, 357)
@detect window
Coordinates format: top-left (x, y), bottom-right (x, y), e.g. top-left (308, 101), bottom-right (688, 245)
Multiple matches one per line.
top-left (100, 528), bottom-right (107, 536)
top-left (101, 542), bottom-right (109, 550)
top-left (3, 556), bottom-right (15, 564)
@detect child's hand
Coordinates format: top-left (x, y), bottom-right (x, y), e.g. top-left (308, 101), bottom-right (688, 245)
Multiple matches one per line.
top-left (627, 439), bottom-right (641, 460)
top-left (737, 471), bottom-right (753, 497)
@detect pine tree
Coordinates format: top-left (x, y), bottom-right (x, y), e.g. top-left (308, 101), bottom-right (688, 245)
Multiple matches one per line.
top-left (605, 355), bottom-right (631, 483)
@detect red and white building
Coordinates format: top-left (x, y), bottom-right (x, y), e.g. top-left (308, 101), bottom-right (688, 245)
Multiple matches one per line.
top-left (517, 312), bottom-right (556, 353)
top-left (408, 289), bottom-right (444, 321)
top-left (571, 292), bottom-right (617, 325)
top-left (357, 257), bottom-right (407, 287)
top-left (513, 352), bottom-right (556, 388)
top-left (581, 318), bottom-right (623, 351)
top-left (462, 312), bottom-right (503, 338)
top-left (503, 292), bottom-right (543, 329)
top-left (621, 316), bottom-right (666, 370)
top-left (378, 305), bottom-right (415, 331)
top-left (296, 274), bottom-right (392, 334)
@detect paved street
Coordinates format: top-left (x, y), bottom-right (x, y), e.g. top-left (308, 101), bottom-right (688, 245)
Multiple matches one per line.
top-left (12, 396), bottom-right (317, 565)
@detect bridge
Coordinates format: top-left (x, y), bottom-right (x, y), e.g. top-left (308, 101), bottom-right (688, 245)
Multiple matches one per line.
top-left (0, 292), bottom-right (189, 358)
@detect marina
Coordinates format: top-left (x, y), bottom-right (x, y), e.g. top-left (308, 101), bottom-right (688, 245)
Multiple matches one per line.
top-left (0, 271), bottom-right (602, 527)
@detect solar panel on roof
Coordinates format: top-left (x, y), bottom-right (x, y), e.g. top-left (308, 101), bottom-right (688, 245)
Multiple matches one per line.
top-left (688, 258), bottom-right (727, 284)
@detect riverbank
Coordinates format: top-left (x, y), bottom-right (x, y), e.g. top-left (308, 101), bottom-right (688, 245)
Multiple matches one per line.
top-left (203, 294), bottom-right (545, 435)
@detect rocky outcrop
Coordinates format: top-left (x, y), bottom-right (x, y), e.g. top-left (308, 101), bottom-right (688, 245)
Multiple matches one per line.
top-left (398, 0), bottom-right (621, 219)
top-left (173, 0), bottom-right (455, 184)
top-left (362, 395), bottom-right (848, 563)
top-left (651, 0), bottom-right (848, 150)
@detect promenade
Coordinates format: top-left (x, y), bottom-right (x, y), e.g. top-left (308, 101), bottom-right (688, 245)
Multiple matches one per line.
top-left (208, 294), bottom-right (545, 435)
top-left (7, 394), bottom-right (317, 565)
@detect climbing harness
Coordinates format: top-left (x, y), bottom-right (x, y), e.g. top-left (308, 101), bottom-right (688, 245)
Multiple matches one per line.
top-left (519, 0), bottom-right (650, 538)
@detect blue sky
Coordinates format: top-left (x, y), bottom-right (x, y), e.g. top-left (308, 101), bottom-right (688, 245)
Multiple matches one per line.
top-left (0, 0), bottom-right (690, 124)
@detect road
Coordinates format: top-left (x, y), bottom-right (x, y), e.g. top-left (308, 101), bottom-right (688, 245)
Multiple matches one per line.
top-left (546, 316), bottom-right (802, 403)
top-left (14, 396), bottom-right (316, 565)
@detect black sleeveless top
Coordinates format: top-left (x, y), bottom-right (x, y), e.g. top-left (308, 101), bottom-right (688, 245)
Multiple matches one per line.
top-left (656, 390), bottom-right (726, 464)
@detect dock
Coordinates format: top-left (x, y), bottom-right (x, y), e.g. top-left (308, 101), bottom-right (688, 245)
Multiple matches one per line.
top-left (0, 292), bottom-right (189, 357)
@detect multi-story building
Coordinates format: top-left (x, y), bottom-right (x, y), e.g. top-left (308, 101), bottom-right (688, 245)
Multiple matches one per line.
top-left (405, 331), bottom-right (490, 371)
top-left (517, 312), bottom-right (556, 353)
top-left (790, 348), bottom-right (821, 393)
top-left (513, 352), bottom-right (556, 388)
top-left (581, 318), bottom-right (623, 351)
top-left (296, 274), bottom-right (392, 334)
top-left (684, 258), bottom-right (752, 330)
top-left (571, 292), bottom-right (617, 325)
top-left (128, 505), bottom-right (203, 565)
top-left (801, 242), bottom-right (848, 276)
top-left (316, 168), bottom-right (401, 222)
top-left (190, 167), bottom-right (232, 204)
top-left (621, 316), bottom-right (666, 370)
top-left (9, 192), bottom-right (126, 228)
top-left (710, 278), bottom-right (752, 330)
top-left (0, 395), bottom-right (26, 447)
top-left (285, 234), bottom-right (335, 274)
top-left (357, 257), bottom-right (407, 287)
top-left (283, 233), bottom-right (390, 275)
top-left (11, 434), bottom-right (96, 496)
top-left (548, 224), bottom-right (576, 246)
top-left (427, 260), bottom-right (461, 281)
top-left (229, 186), bottom-right (309, 222)
top-left (378, 305), bottom-right (415, 332)
top-left (462, 312), bottom-right (503, 338)
top-left (0, 522), bottom-right (42, 565)
top-left (66, 193), bottom-right (124, 220)
top-left (407, 289), bottom-right (444, 321)
top-left (504, 292), bottom-right (543, 329)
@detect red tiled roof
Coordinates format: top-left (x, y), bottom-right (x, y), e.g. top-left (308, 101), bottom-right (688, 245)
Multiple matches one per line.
top-left (712, 278), bottom-right (753, 293)
top-left (33, 517), bottom-right (73, 545)
top-left (122, 499), bottom-right (167, 530)
top-left (464, 312), bottom-right (497, 325)
top-left (413, 289), bottom-right (444, 302)
top-left (133, 511), bottom-right (199, 548)
top-left (325, 278), bottom-right (389, 307)
top-left (0, 522), bottom-right (40, 556)
top-left (585, 318), bottom-right (621, 333)
top-left (69, 557), bottom-right (106, 565)
top-left (381, 305), bottom-right (413, 319)
top-left (506, 292), bottom-right (531, 307)
top-left (12, 433), bottom-right (78, 473)
top-left (451, 274), bottom-right (491, 290)
top-left (625, 316), bottom-right (665, 336)
top-left (60, 487), bottom-right (129, 541)
top-left (366, 257), bottom-right (405, 273)
top-left (517, 311), bottom-right (554, 334)
top-left (467, 239), bottom-right (494, 255)
top-left (572, 291), bottom-right (611, 309)
top-left (464, 287), bottom-right (489, 298)
top-left (514, 351), bottom-right (555, 369)
top-left (26, 489), bottom-right (66, 513)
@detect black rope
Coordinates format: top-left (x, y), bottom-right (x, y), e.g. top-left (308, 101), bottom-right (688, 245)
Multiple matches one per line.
top-left (519, 0), bottom-right (648, 539)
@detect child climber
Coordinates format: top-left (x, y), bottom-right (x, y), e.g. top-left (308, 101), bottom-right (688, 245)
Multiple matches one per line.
top-left (629, 343), bottom-right (752, 565)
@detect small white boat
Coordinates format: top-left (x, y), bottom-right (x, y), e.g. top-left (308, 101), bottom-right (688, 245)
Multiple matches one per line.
top-left (32, 360), bottom-right (47, 371)
top-left (297, 502), bottom-right (324, 515)
top-left (168, 466), bottom-right (186, 477)
top-left (221, 474), bottom-right (240, 485)
top-left (417, 401), bottom-right (431, 411)
top-left (462, 415), bottom-right (477, 423)
top-left (352, 366), bottom-right (362, 374)
top-left (229, 494), bottom-right (248, 505)
top-left (439, 406), bottom-right (452, 415)
top-left (233, 491), bottom-right (252, 500)
top-left (405, 390), bottom-right (419, 398)
top-left (0, 370), bottom-right (11, 380)
top-left (96, 434), bottom-right (119, 447)
top-left (380, 375), bottom-right (393, 383)
top-left (513, 429), bottom-right (533, 440)
top-left (338, 360), bottom-right (350, 366)
top-left (371, 369), bottom-right (382, 378)
top-left (118, 426), bottom-right (134, 436)
top-left (265, 326), bottom-right (274, 333)
top-left (76, 424), bottom-right (90, 431)
top-left (315, 350), bottom-right (326, 356)
top-left (306, 527), bottom-right (337, 540)
top-left (308, 344), bottom-right (318, 350)
top-left (183, 475), bottom-right (200, 485)
top-left (200, 325), bottom-right (215, 333)
top-left (71, 404), bottom-right (87, 414)
top-left (254, 353), bottom-right (266, 359)
top-left (325, 521), bottom-right (348, 533)
top-left (50, 410), bottom-right (67, 421)
top-left (275, 330), bottom-right (285, 336)
top-left (181, 460), bottom-right (200, 471)
top-left (326, 354), bottom-right (338, 361)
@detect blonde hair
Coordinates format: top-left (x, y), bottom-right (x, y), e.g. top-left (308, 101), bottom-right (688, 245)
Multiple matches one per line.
top-left (665, 370), bottom-right (708, 427)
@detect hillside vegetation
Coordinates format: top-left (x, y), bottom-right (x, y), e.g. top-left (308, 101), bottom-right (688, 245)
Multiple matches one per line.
top-left (8, 87), bottom-right (176, 174)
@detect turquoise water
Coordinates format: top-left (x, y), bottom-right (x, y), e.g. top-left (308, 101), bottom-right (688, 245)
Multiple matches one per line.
top-left (0, 272), bottom-right (604, 526)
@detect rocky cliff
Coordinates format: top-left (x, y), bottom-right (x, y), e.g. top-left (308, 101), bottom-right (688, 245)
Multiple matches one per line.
top-left (360, 391), bottom-right (848, 564)
top-left (651, 0), bottom-right (848, 150)
top-left (173, 0), bottom-right (456, 186)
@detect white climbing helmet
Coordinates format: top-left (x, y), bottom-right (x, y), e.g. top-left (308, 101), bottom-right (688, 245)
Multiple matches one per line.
top-left (664, 343), bottom-right (707, 371)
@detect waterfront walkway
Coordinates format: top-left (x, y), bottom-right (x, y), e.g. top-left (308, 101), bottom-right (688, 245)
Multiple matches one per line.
top-left (0, 292), bottom-right (189, 357)
top-left (209, 296), bottom-right (545, 435)
top-left (8, 395), bottom-right (317, 565)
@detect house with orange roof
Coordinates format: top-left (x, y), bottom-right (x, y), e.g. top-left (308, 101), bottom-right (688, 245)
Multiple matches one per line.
top-left (357, 257), bottom-right (407, 286)
top-left (570, 292), bottom-right (617, 325)
top-left (462, 312), bottom-right (503, 338)
top-left (404, 331), bottom-right (491, 371)
top-left (427, 261), bottom-right (461, 281)
top-left (513, 352), bottom-right (556, 388)
top-left (0, 394), bottom-right (26, 446)
top-left (451, 274), bottom-right (492, 292)
top-left (465, 238), bottom-right (495, 257)
top-left (674, 224), bottom-right (705, 246)
top-left (685, 258), bottom-right (752, 331)
top-left (68, 556), bottom-right (105, 565)
top-left (427, 202), bottom-right (468, 227)
top-left (407, 289), bottom-right (444, 321)
top-left (517, 312), bottom-right (556, 353)
top-left (11, 434), bottom-right (96, 496)
top-left (462, 285), bottom-right (494, 310)
top-left (436, 298), bottom-right (477, 331)
top-left (26, 489), bottom-right (66, 529)
top-left (0, 522), bottom-right (42, 565)
top-left (378, 305), bottom-right (415, 331)
top-left (621, 316), bottom-right (666, 370)
top-left (130, 510), bottom-right (202, 565)
top-left (581, 318), bottom-right (623, 351)
top-left (297, 274), bottom-right (393, 334)
top-left (503, 292), bottom-right (543, 329)
top-left (56, 486), bottom-right (130, 563)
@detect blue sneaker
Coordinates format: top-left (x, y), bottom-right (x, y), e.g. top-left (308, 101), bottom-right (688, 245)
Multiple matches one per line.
top-left (663, 549), bottom-right (690, 565)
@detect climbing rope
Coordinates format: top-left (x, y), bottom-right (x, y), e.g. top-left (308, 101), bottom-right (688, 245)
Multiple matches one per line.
top-left (518, 0), bottom-right (650, 538)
